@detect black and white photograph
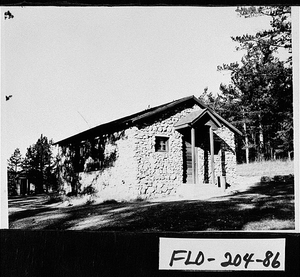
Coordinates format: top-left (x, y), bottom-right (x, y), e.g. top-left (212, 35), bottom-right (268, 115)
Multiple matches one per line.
top-left (1, 5), bottom-right (298, 276)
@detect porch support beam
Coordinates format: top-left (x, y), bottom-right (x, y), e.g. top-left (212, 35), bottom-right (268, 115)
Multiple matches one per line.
top-left (191, 126), bottom-right (196, 184)
top-left (209, 126), bottom-right (215, 185)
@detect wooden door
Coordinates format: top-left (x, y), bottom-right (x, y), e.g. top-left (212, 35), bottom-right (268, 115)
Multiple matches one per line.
top-left (20, 179), bottom-right (27, 195)
top-left (183, 141), bottom-right (193, 184)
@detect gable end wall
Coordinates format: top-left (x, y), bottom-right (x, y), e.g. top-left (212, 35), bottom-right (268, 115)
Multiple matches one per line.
top-left (133, 105), bottom-right (201, 198)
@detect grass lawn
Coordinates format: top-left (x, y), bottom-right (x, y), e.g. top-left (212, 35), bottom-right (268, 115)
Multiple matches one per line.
top-left (9, 160), bottom-right (295, 231)
top-left (236, 159), bottom-right (294, 177)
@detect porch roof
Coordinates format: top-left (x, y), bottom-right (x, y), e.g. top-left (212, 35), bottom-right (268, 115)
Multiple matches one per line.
top-left (174, 108), bottom-right (222, 130)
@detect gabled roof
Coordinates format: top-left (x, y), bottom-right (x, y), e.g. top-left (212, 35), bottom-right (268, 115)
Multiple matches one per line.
top-left (54, 95), bottom-right (242, 146)
top-left (174, 108), bottom-right (223, 130)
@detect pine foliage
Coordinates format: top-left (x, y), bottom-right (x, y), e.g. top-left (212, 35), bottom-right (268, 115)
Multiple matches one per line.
top-left (207, 6), bottom-right (293, 162)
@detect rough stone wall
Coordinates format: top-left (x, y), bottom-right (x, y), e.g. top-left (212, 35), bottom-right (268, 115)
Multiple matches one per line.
top-left (213, 126), bottom-right (237, 185)
top-left (196, 147), bottom-right (206, 183)
top-left (195, 126), bottom-right (236, 186)
top-left (75, 104), bottom-right (201, 200)
top-left (78, 128), bottom-right (140, 201)
top-left (134, 105), bottom-right (201, 199)
top-left (57, 146), bottom-right (75, 195)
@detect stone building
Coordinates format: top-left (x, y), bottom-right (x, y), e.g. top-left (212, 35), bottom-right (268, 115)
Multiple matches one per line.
top-left (7, 170), bottom-right (33, 196)
top-left (54, 95), bottom-right (242, 201)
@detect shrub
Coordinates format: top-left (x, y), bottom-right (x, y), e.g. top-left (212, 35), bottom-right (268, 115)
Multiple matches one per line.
top-left (80, 185), bottom-right (97, 195)
top-left (261, 176), bottom-right (272, 183)
top-left (66, 191), bottom-right (77, 197)
top-left (260, 174), bottom-right (294, 184)
top-left (273, 174), bottom-right (294, 183)
top-left (135, 196), bottom-right (145, 202)
top-left (45, 193), bottom-right (64, 205)
top-left (85, 195), bottom-right (95, 205)
top-left (101, 199), bottom-right (119, 205)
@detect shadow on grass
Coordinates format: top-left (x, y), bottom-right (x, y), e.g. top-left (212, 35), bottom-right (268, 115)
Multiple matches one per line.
top-left (8, 194), bottom-right (48, 207)
top-left (9, 175), bottom-right (295, 231)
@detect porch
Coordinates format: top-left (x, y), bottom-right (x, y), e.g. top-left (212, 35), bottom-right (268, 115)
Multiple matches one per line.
top-left (175, 109), bottom-right (227, 190)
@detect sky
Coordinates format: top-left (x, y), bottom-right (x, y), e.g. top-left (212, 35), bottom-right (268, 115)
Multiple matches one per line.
top-left (1, 6), bottom-right (275, 161)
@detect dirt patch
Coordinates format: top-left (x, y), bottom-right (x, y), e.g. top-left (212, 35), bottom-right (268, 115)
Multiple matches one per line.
top-left (9, 175), bottom-right (295, 231)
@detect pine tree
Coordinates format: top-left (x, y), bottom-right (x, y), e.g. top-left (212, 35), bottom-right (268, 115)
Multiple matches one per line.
top-left (23, 135), bottom-right (54, 193)
top-left (7, 148), bottom-right (23, 173)
top-left (216, 6), bottom-right (292, 162)
top-left (7, 148), bottom-right (24, 195)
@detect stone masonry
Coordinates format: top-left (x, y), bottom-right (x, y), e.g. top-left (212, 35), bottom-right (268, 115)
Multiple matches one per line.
top-left (59, 104), bottom-right (237, 201)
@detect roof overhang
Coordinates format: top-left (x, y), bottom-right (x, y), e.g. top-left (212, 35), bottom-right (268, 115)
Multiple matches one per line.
top-left (174, 109), bottom-right (222, 130)
top-left (54, 95), bottom-right (242, 146)
top-left (54, 95), bottom-right (205, 146)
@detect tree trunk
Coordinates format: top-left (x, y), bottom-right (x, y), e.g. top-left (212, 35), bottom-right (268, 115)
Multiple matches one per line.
top-left (258, 114), bottom-right (264, 161)
top-left (243, 121), bottom-right (249, 164)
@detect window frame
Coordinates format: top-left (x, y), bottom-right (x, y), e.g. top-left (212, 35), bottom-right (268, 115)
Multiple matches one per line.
top-left (155, 136), bottom-right (169, 152)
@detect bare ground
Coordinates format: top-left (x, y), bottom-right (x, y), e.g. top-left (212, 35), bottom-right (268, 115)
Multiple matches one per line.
top-left (9, 174), bottom-right (295, 231)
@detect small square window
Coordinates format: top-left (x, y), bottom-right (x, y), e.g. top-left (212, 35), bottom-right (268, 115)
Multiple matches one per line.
top-left (155, 136), bottom-right (169, 152)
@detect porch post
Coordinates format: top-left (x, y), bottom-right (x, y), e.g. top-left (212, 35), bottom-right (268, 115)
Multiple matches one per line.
top-left (27, 179), bottom-right (29, 194)
top-left (191, 127), bottom-right (196, 184)
top-left (209, 126), bottom-right (215, 185)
